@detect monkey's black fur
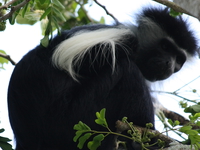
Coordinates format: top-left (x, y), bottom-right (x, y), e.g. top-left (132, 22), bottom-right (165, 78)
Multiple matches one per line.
top-left (8, 8), bottom-right (197, 150)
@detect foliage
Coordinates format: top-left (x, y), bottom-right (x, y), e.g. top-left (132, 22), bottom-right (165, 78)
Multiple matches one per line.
top-left (74, 108), bottom-right (200, 150)
top-left (0, 0), bottom-right (105, 67)
top-left (0, 50), bottom-right (8, 70)
top-left (0, 0), bottom-right (200, 149)
top-left (73, 109), bottom-right (108, 150)
top-left (0, 128), bottom-right (13, 150)
top-left (155, 77), bottom-right (200, 150)
top-left (74, 108), bottom-right (166, 150)
top-left (157, 100), bottom-right (200, 150)
top-left (0, 0), bottom-right (105, 47)
top-left (180, 103), bottom-right (200, 150)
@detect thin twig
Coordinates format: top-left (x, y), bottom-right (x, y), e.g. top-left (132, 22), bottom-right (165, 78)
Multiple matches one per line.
top-left (153, 0), bottom-right (198, 19)
top-left (0, 52), bottom-right (16, 65)
top-left (153, 90), bottom-right (198, 103)
top-left (75, 0), bottom-right (93, 22)
top-left (174, 76), bottom-right (200, 93)
top-left (0, 0), bottom-right (30, 22)
top-left (0, 0), bottom-right (18, 10)
top-left (93, 0), bottom-right (118, 22)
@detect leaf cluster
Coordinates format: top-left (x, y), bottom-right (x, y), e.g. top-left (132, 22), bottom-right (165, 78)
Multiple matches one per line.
top-left (0, 0), bottom-right (105, 47)
top-left (73, 108), bottom-right (108, 150)
top-left (73, 109), bottom-right (165, 150)
top-left (180, 103), bottom-right (200, 150)
top-left (163, 102), bottom-right (200, 150)
top-left (180, 125), bottom-right (200, 150)
top-left (122, 118), bottom-right (164, 150)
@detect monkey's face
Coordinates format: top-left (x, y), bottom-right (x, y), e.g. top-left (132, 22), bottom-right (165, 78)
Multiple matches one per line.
top-left (136, 38), bottom-right (187, 82)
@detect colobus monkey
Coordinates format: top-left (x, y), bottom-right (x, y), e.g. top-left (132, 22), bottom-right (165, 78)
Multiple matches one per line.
top-left (8, 7), bottom-right (197, 150)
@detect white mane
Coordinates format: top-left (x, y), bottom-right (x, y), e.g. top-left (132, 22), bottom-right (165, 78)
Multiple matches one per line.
top-left (52, 27), bottom-right (134, 80)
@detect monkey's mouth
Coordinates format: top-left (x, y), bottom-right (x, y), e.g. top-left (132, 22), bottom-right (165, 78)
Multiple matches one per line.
top-left (143, 67), bottom-right (173, 82)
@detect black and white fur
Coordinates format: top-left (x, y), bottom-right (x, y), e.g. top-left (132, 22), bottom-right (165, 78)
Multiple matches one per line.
top-left (8, 7), bottom-right (197, 150)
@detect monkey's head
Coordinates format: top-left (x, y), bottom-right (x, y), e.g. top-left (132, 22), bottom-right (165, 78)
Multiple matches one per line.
top-left (134, 8), bottom-right (198, 82)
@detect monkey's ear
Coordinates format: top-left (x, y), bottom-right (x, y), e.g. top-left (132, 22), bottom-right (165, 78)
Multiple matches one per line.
top-left (52, 27), bottom-right (133, 80)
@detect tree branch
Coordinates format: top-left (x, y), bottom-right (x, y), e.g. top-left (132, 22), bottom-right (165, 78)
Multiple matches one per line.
top-left (115, 120), bottom-right (174, 147)
top-left (0, 52), bottom-right (16, 65)
top-left (153, 0), bottom-right (198, 19)
top-left (0, 0), bottom-right (19, 10)
top-left (93, 0), bottom-right (119, 22)
top-left (0, 0), bottom-right (31, 22)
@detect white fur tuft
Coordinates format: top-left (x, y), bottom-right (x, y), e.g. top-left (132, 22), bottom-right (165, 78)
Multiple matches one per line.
top-left (52, 27), bottom-right (133, 80)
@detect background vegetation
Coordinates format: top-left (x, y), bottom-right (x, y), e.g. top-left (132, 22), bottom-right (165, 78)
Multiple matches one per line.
top-left (0, 0), bottom-right (200, 150)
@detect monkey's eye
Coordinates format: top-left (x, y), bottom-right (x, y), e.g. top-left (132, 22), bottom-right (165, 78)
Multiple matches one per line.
top-left (161, 43), bottom-right (168, 50)
top-left (160, 38), bottom-right (172, 51)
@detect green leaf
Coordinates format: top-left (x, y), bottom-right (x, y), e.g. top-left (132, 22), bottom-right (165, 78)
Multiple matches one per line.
top-left (168, 119), bottom-right (179, 127)
top-left (16, 11), bottom-right (39, 25)
top-left (41, 18), bottom-right (49, 35)
top-left (71, 2), bottom-right (78, 12)
top-left (168, 119), bottom-right (173, 126)
top-left (77, 7), bottom-right (85, 19)
top-left (73, 121), bottom-right (91, 143)
top-left (0, 141), bottom-right (13, 150)
top-left (99, 17), bottom-right (105, 24)
top-left (191, 105), bottom-right (200, 113)
top-left (0, 136), bottom-right (13, 150)
top-left (73, 122), bottom-right (92, 149)
top-left (170, 9), bottom-right (183, 17)
top-left (179, 125), bottom-right (200, 149)
top-left (40, 0), bottom-right (47, 4)
top-left (52, 0), bottom-right (65, 10)
top-left (191, 113), bottom-right (200, 121)
top-left (40, 35), bottom-right (49, 47)
top-left (0, 50), bottom-right (9, 69)
top-left (52, 16), bottom-right (61, 34)
top-left (179, 126), bottom-right (192, 133)
top-left (180, 101), bottom-right (187, 108)
top-left (9, 13), bottom-right (17, 25)
top-left (0, 129), bottom-right (5, 134)
top-left (78, 133), bottom-right (92, 149)
top-left (0, 137), bottom-right (12, 143)
top-left (87, 134), bottom-right (104, 150)
top-left (83, 0), bottom-right (89, 4)
top-left (174, 120), bottom-right (180, 126)
top-left (185, 105), bottom-right (200, 115)
top-left (196, 121), bottom-right (200, 126)
top-left (36, 0), bottom-right (51, 9)
top-left (189, 134), bottom-right (200, 147)
top-left (52, 7), bottom-right (66, 22)
top-left (74, 121), bottom-right (91, 131)
top-left (95, 108), bottom-right (108, 128)
top-left (21, 3), bottom-right (29, 17)
top-left (40, 7), bottom-right (51, 20)
top-left (186, 130), bottom-right (198, 136)
top-left (73, 131), bottom-right (84, 142)
top-left (100, 108), bottom-right (106, 118)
